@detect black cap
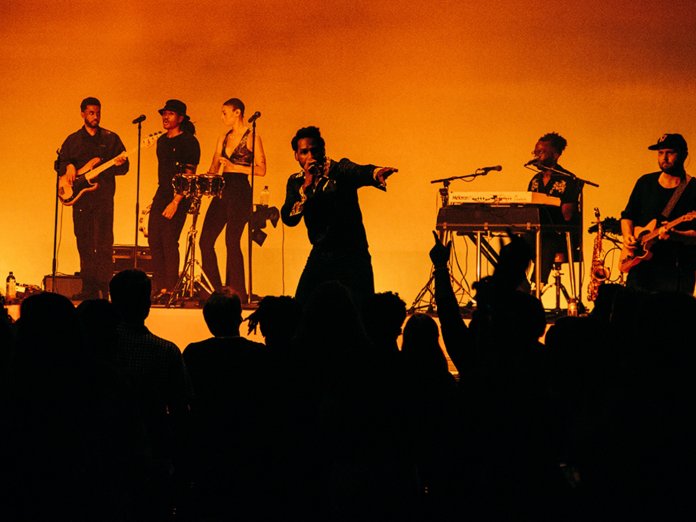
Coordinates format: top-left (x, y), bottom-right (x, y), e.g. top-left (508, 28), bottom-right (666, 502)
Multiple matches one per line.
top-left (648, 133), bottom-right (688, 153)
top-left (158, 99), bottom-right (188, 117)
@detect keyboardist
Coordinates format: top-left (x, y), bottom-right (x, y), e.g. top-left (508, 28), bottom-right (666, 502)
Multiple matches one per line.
top-left (526, 132), bottom-right (582, 286)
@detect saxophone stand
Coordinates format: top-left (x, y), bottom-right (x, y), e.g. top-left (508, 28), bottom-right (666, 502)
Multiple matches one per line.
top-left (167, 195), bottom-right (214, 307)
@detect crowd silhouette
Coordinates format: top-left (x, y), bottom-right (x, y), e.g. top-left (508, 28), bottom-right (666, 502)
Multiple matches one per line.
top-left (1, 235), bottom-right (695, 521)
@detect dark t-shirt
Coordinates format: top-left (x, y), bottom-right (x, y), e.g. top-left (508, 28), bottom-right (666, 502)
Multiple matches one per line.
top-left (155, 132), bottom-right (201, 201)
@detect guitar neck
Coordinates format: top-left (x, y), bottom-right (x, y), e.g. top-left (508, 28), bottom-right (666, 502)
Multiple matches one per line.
top-left (78, 131), bottom-right (162, 181)
top-left (83, 155), bottom-right (124, 181)
top-left (642, 214), bottom-right (696, 244)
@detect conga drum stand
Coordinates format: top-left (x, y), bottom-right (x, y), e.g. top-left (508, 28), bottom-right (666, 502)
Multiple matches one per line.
top-left (167, 195), bottom-right (214, 307)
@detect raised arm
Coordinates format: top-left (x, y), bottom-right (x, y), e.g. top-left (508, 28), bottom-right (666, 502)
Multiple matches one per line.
top-left (429, 231), bottom-right (471, 374)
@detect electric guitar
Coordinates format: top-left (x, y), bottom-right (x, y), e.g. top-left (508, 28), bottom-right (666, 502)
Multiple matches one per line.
top-left (618, 211), bottom-right (696, 273)
top-left (58, 131), bottom-right (163, 206)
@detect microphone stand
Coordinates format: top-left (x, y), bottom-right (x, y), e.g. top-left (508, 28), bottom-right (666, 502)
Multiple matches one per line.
top-left (524, 163), bottom-right (599, 188)
top-left (51, 149), bottom-right (61, 289)
top-left (411, 170), bottom-right (496, 313)
top-left (133, 118), bottom-right (144, 269)
top-left (247, 115), bottom-right (258, 305)
top-left (429, 168), bottom-right (497, 185)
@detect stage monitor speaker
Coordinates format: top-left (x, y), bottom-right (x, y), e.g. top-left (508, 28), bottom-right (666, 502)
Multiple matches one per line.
top-left (43, 275), bottom-right (82, 298)
top-left (113, 244), bottom-right (153, 275)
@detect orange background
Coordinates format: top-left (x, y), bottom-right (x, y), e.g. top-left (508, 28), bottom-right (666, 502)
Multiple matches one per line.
top-left (2, 0), bottom-right (695, 305)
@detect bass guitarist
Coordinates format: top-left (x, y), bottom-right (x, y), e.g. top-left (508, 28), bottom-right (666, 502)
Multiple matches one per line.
top-left (621, 133), bottom-right (696, 294)
top-left (57, 97), bottom-right (129, 300)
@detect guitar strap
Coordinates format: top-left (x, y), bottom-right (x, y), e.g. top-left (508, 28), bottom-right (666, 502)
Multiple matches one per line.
top-left (661, 174), bottom-right (692, 220)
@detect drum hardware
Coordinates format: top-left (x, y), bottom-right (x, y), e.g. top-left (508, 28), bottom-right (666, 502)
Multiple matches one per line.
top-left (171, 173), bottom-right (225, 199)
top-left (196, 174), bottom-right (225, 198)
top-left (164, 172), bottom-right (225, 307)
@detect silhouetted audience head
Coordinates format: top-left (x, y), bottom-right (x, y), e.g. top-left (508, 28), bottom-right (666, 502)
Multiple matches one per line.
top-left (246, 295), bottom-right (300, 346)
top-left (474, 233), bottom-right (532, 300)
top-left (76, 299), bottom-right (119, 360)
top-left (493, 291), bottom-right (546, 346)
top-left (16, 292), bottom-right (79, 359)
top-left (401, 313), bottom-right (449, 374)
top-left (362, 291), bottom-right (407, 353)
top-left (202, 291), bottom-right (243, 337)
top-left (109, 269), bottom-right (151, 324)
top-left (634, 291), bottom-right (696, 368)
top-left (495, 232), bottom-right (533, 289)
top-left (589, 283), bottom-right (624, 323)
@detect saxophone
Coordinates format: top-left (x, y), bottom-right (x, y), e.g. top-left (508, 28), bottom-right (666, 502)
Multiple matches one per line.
top-left (587, 207), bottom-right (609, 301)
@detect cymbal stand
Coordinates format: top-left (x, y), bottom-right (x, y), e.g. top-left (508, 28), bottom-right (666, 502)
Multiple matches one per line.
top-left (167, 195), bottom-right (214, 307)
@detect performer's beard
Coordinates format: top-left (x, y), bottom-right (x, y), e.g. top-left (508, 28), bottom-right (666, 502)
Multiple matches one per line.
top-left (662, 161), bottom-right (686, 176)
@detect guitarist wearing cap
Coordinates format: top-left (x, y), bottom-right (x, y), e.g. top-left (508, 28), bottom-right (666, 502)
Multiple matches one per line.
top-left (621, 133), bottom-right (696, 294)
top-left (57, 97), bottom-right (129, 300)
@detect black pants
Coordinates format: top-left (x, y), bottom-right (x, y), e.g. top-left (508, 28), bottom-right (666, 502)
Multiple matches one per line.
top-left (626, 257), bottom-right (696, 295)
top-left (295, 249), bottom-right (375, 311)
top-left (148, 196), bottom-right (190, 292)
top-left (73, 199), bottom-right (114, 298)
top-left (200, 174), bottom-right (251, 298)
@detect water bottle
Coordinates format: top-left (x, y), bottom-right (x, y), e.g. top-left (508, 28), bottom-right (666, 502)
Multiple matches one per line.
top-left (6, 272), bottom-right (16, 301)
top-left (259, 185), bottom-right (270, 207)
top-left (567, 298), bottom-right (578, 317)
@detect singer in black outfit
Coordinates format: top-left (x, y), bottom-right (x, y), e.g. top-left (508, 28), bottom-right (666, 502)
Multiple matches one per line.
top-left (148, 99), bottom-right (200, 295)
top-left (525, 132), bottom-right (581, 285)
top-left (57, 97), bottom-right (129, 300)
top-left (199, 98), bottom-right (266, 302)
top-left (281, 126), bottom-right (397, 309)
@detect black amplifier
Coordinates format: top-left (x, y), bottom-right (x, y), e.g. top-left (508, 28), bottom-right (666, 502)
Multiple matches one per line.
top-left (43, 274), bottom-right (82, 297)
top-left (113, 244), bottom-right (153, 275)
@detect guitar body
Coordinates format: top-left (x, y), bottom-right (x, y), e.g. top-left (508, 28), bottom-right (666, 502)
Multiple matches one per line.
top-left (618, 220), bottom-right (656, 273)
top-left (58, 157), bottom-right (102, 206)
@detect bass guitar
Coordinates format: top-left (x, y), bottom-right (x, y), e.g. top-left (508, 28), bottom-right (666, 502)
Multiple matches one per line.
top-left (58, 131), bottom-right (163, 206)
top-left (619, 211), bottom-right (696, 273)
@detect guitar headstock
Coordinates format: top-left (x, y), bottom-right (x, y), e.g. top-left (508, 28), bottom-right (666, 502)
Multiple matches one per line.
top-left (141, 130), bottom-right (165, 148)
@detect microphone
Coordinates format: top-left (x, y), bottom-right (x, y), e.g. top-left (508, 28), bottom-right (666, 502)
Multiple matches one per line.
top-left (479, 165), bottom-right (502, 172)
top-left (308, 162), bottom-right (324, 176)
top-left (524, 159), bottom-right (539, 167)
top-left (248, 111), bottom-right (261, 123)
top-left (132, 114), bottom-right (146, 124)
